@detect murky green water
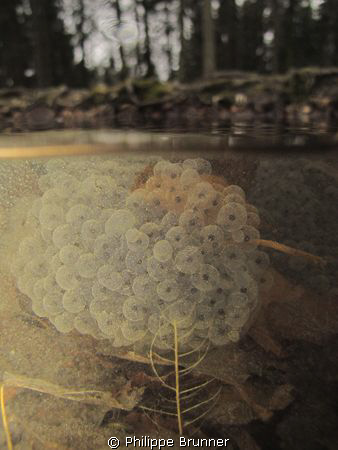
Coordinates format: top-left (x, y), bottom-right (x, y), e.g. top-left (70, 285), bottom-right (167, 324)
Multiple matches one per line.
top-left (0, 131), bottom-right (337, 450)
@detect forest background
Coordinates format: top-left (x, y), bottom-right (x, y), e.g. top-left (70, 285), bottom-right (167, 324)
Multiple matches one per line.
top-left (1, 0), bottom-right (338, 89)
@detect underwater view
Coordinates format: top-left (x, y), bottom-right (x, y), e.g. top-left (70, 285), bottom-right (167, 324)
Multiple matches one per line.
top-left (0, 131), bottom-right (337, 449)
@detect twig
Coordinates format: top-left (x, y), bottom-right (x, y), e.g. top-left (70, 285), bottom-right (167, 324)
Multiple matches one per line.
top-left (1, 384), bottom-right (13, 450)
top-left (253, 239), bottom-right (326, 266)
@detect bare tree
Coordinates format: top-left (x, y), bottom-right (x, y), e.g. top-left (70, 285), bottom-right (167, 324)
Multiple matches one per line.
top-left (29, 0), bottom-right (53, 86)
top-left (202, 0), bottom-right (216, 78)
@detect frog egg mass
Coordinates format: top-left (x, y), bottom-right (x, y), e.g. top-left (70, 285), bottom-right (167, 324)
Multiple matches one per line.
top-left (11, 156), bottom-right (273, 349)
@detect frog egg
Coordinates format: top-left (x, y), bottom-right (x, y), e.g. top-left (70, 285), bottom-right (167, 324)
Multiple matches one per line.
top-left (67, 187), bottom-right (93, 208)
top-left (223, 244), bottom-right (247, 271)
top-left (247, 250), bottom-right (270, 275)
top-left (24, 255), bottom-right (49, 278)
top-left (187, 182), bottom-right (215, 209)
top-left (148, 313), bottom-right (170, 335)
top-left (153, 160), bottom-right (169, 177)
top-left (217, 202), bottom-right (247, 231)
top-left (59, 244), bottom-right (82, 266)
top-left (161, 211), bottom-right (179, 233)
top-left (240, 225), bottom-right (260, 252)
top-left (66, 204), bottom-right (92, 230)
top-left (105, 209), bottom-right (136, 236)
top-left (19, 236), bottom-right (44, 260)
top-left (55, 174), bottom-right (79, 198)
top-left (81, 220), bottom-right (104, 248)
top-left (194, 158), bottom-right (212, 175)
top-left (224, 193), bottom-right (246, 205)
top-left (123, 296), bottom-right (148, 322)
top-left (191, 264), bottom-right (220, 292)
top-left (32, 278), bottom-right (46, 301)
top-left (17, 273), bottom-right (37, 298)
top-left (126, 189), bottom-right (148, 215)
top-left (140, 222), bottom-right (162, 242)
top-left (157, 278), bottom-right (180, 302)
top-left (43, 291), bottom-right (64, 315)
top-left (153, 240), bottom-right (173, 263)
top-left (39, 204), bottom-right (64, 230)
top-left (125, 228), bottom-right (149, 252)
top-left (30, 197), bottom-right (42, 219)
top-left (161, 162), bottom-right (183, 182)
top-left (208, 321), bottom-right (231, 346)
top-left (56, 265), bottom-right (80, 290)
top-left (223, 185), bottom-right (246, 200)
top-left (257, 270), bottom-right (274, 291)
top-left (121, 320), bottom-right (147, 343)
top-left (38, 174), bottom-right (52, 191)
top-left (46, 158), bottom-right (67, 172)
top-left (234, 272), bottom-right (258, 302)
top-left (32, 298), bottom-right (48, 318)
top-left (164, 300), bottom-right (196, 328)
top-left (93, 234), bottom-right (118, 260)
top-left (74, 310), bottom-right (100, 336)
top-left (41, 188), bottom-right (63, 206)
top-left (125, 251), bottom-right (147, 274)
top-left (228, 292), bottom-right (251, 310)
top-left (62, 289), bottom-right (86, 314)
top-left (195, 303), bottom-right (214, 330)
top-left (175, 246), bottom-right (203, 274)
top-left (40, 226), bottom-right (52, 243)
top-left (165, 226), bottom-right (187, 250)
top-left (179, 209), bottom-right (204, 233)
top-left (43, 273), bottom-right (61, 292)
top-left (76, 253), bottom-right (100, 278)
top-left (147, 256), bottom-right (172, 281)
top-left (146, 189), bottom-right (167, 217)
top-left (44, 245), bottom-right (58, 260)
top-left (132, 274), bottom-right (157, 299)
top-left (53, 311), bottom-right (75, 333)
top-left (97, 265), bottom-right (123, 291)
top-left (247, 212), bottom-right (261, 228)
top-left (180, 168), bottom-right (200, 190)
top-left (91, 280), bottom-right (112, 300)
top-left (52, 223), bottom-right (79, 248)
top-left (10, 256), bottom-right (26, 277)
top-left (96, 311), bottom-right (120, 337)
top-left (224, 308), bottom-right (250, 329)
top-left (200, 225), bottom-right (224, 251)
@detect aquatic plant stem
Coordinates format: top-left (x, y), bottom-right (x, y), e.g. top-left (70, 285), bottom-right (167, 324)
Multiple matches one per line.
top-left (0, 385), bottom-right (13, 450)
top-left (173, 321), bottom-right (183, 435)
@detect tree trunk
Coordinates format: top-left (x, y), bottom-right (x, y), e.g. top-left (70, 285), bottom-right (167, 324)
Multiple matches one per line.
top-left (113, 0), bottom-right (128, 79)
top-left (29, 0), bottom-right (53, 87)
top-left (164, 1), bottom-right (173, 79)
top-left (202, 0), bottom-right (216, 78)
top-left (140, 0), bottom-right (155, 78)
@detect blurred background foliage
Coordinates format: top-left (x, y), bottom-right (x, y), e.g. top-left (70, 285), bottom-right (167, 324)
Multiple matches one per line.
top-left (0, 0), bottom-right (338, 88)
